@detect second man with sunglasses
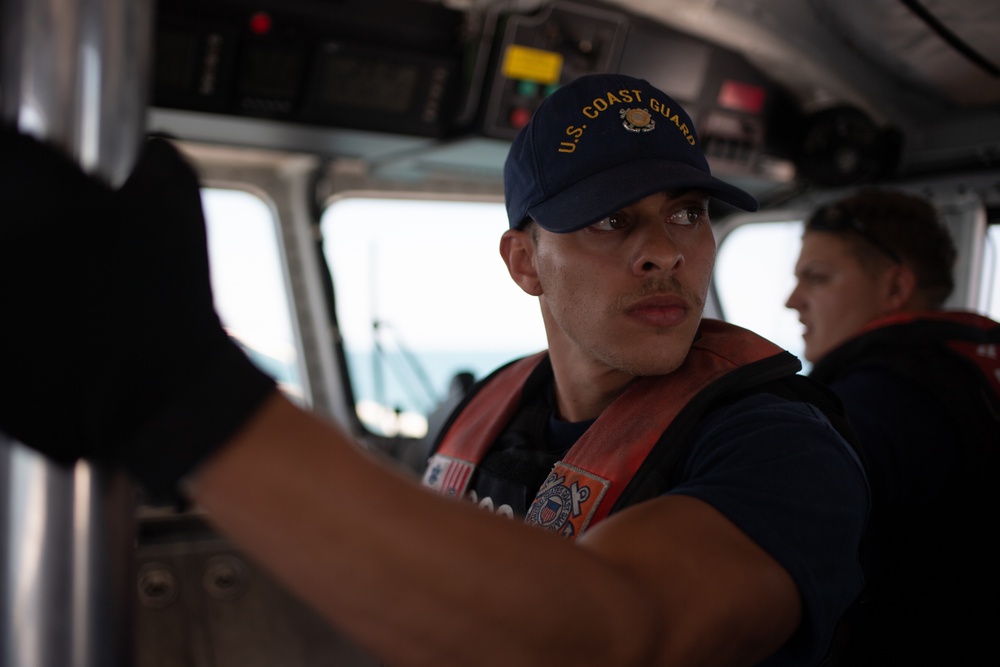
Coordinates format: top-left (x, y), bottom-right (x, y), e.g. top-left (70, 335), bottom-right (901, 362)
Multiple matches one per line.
top-left (785, 188), bottom-right (1000, 666)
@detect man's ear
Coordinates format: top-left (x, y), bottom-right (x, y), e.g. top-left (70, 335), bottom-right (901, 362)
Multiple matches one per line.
top-left (500, 229), bottom-right (543, 296)
top-left (883, 263), bottom-right (919, 311)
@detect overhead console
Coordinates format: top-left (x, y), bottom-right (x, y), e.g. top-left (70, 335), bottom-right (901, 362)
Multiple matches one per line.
top-left (150, 0), bottom-right (803, 189)
top-left (477, 1), bottom-right (802, 188)
top-left (152, 0), bottom-right (467, 138)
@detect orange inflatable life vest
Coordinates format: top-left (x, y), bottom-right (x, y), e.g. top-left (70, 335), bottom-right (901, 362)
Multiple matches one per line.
top-left (421, 319), bottom-right (803, 538)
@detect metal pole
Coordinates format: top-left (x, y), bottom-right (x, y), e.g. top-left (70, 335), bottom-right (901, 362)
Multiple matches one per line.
top-left (0, 1), bottom-right (153, 666)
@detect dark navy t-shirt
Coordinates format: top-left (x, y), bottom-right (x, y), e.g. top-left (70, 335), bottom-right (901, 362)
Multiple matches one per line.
top-left (465, 387), bottom-right (868, 667)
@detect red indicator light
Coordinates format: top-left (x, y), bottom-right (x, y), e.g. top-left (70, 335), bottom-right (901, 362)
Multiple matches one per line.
top-left (717, 80), bottom-right (766, 114)
top-left (249, 11), bottom-right (272, 35)
top-left (509, 107), bottom-right (533, 129)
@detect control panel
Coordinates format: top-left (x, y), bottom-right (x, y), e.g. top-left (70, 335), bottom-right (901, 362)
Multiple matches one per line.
top-left (480, 1), bottom-right (630, 139)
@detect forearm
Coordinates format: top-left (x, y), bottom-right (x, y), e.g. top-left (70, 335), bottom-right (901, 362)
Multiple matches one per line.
top-left (189, 393), bottom-right (660, 667)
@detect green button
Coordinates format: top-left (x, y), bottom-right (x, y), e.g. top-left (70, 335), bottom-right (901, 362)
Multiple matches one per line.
top-left (517, 80), bottom-right (539, 97)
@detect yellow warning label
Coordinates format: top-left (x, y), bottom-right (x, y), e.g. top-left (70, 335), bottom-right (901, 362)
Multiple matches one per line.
top-left (501, 45), bottom-right (564, 85)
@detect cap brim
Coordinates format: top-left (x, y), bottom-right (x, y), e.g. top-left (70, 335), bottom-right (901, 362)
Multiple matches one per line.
top-left (526, 159), bottom-right (759, 233)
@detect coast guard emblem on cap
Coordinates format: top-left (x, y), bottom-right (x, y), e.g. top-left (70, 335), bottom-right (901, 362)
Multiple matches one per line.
top-left (621, 108), bottom-right (655, 133)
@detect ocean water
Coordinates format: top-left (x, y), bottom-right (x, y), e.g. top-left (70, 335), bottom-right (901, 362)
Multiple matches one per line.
top-left (237, 334), bottom-right (539, 431)
top-left (343, 348), bottom-right (537, 415)
top-left (336, 348), bottom-right (542, 438)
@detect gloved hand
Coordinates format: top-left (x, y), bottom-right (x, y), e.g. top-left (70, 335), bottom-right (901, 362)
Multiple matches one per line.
top-left (0, 125), bottom-right (276, 497)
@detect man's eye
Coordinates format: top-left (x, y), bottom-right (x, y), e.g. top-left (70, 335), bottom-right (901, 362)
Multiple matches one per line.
top-left (668, 206), bottom-right (709, 226)
top-left (590, 214), bottom-right (627, 231)
top-left (804, 271), bottom-right (829, 286)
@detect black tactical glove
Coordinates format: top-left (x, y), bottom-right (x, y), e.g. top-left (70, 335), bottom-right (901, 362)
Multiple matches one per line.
top-left (0, 125), bottom-right (276, 497)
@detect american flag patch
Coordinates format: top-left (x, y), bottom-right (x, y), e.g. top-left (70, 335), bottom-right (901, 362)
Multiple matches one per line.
top-left (422, 454), bottom-right (475, 498)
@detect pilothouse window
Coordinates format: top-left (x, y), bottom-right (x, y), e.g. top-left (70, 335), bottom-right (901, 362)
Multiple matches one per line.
top-left (320, 197), bottom-right (547, 438)
top-left (714, 220), bottom-right (807, 367)
top-left (981, 224), bottom-right (1000, 319)
top-left (201, 188), bottom-right (305, 404)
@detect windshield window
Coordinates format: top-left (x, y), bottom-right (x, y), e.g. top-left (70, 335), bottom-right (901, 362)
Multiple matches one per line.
top-left (202, 187), bottom-right (305, 404)
top-left (714, 220), bottom-right (807, 369)
top-left (320, 197), bottom-right (547, 437)
top-left (981, 224), bottom-right (1000, 319)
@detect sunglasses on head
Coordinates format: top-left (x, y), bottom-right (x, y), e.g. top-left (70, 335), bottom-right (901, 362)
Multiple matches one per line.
top-left (808, 206), bottom-right (903, 264)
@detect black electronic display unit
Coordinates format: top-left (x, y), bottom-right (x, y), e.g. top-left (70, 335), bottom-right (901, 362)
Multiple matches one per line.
top-left (151, 0), bottom-right (467, 138)
top-left (297, 42), bottom-right (459, 136)
top-left (153, 19), bottom-right (240, 114)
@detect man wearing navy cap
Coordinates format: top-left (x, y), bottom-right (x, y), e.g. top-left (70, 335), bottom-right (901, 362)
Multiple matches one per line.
top-left (0, 73), bottom-right (866, 666)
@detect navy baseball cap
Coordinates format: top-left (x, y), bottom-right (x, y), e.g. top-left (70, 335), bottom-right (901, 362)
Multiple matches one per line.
top-left (504, 73), bottom-right (759, 232)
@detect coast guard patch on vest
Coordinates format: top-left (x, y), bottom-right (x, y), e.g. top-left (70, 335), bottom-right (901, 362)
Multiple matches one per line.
top-left (525, 462), bottom-right (610, 538)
